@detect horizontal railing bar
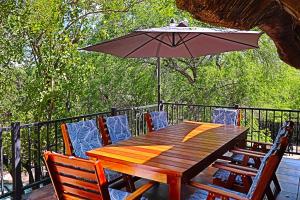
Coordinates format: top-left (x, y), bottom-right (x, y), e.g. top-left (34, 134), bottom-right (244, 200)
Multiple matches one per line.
top-left (163, 102), bottom-right (300, 113)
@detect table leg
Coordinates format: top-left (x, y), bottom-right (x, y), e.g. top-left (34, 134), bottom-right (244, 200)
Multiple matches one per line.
top-left (167, 175), bottom-right (181, 200)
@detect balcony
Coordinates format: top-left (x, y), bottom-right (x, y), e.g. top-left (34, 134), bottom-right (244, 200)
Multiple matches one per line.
top-left (1, 102), bottom-right (300, 199)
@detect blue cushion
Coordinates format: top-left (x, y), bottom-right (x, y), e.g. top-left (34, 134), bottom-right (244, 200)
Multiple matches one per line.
top-left (150, 111), bottom-right (168, 131)
top-left (213, 169), bottom-right (243, 185)
top-left (105, 169), bottom-right (122, 182)
top-left (187, 184), bottom-right (246, 200)
top-left (273, 121), bottom-right (288, 146)
top-left (109, 188), bottom-right (147, 200)
top-left (106, 115), bottom-right (132, 144)
top-left (66, 119), bottom-right (122, 182)
top-left (231, 153), bottom-right (256, 166)
top-left (212, 109), bottom-right (239, 126)
top-left (66, 119), bottom-right (102, 159)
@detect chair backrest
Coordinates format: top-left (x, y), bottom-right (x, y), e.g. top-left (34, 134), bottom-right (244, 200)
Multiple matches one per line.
top-left (99, 115), bottom-right (131, 145)
top-left (246, 122), bottom-right (294, 200)
top-left (273, 121), bottom-right (294, 147)
top-left (246, 147), bottom-right (280, 200)
top-left (145, 111), bottom-right (168, 132)
top-left (212, 108), bottom-right (240, 126)
top-left (61, 119), bottom-right (103, 159)
top-left (43, 151), bottom-right (110, 200)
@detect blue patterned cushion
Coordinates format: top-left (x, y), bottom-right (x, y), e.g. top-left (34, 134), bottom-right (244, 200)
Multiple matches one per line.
top-left (150, 111), bottom-right (168, 131)
top-left (66, 119), bottom-right (102, 159)
top-left (105, 169), bottom-right (122, 182)
top-left (213, 169), bottom-right (243, 185)
top-left (108, 188), bottom-right (147, 200)
top-left (231, 153), bottom-right (256, 166)
top-left (66, 120), bottom-right (122, 182)
top-left (273, 122), bottom-right (288, 146)
top-left (106, 115), bottom-right (132, 144)
top-left (246, 147), bottom-right (276, 199)
top-left (212, 109), bottom-right (239, 126)
top-left (187, 184), bottom-right (246, 200)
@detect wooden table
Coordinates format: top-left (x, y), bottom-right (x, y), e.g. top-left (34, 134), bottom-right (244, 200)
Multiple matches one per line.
top-left (86, 121), bottom-right (248, 200)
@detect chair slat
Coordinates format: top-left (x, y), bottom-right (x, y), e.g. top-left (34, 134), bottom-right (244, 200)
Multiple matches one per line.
top-left (51, 172), bottom-right (100, 192)
top-left (48, 163), bottom-right (97, 182)
top-left (60, 184), bottom-right (101, 200)
top-left (49, 154), bottom-right (95, 171)
top-left (61, 193), bottom-right (84, 200)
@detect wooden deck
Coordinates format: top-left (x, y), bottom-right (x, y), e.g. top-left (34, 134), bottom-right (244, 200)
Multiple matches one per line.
top-left (25, 157), bottom-right (300, 200)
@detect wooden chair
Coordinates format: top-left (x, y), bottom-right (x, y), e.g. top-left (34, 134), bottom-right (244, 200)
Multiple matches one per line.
top-left (186, 142), bottom-right (282, 200)
top-left (145, 111), bottom-right (168, 133)
top-left (98, 115), bottom-right (138, 191)
top-left (212, 121), bottom-right (294, 196)
top-left (212, 108), bottom-right (241, 126)
top-left (98, 115), bottom-right (132, 145)
top-left (43, 151), bottom-right (156, 200)
top-left (230, 121), bottom-right (294, 167)
top-left (61, 119), bottom-right (132, 190)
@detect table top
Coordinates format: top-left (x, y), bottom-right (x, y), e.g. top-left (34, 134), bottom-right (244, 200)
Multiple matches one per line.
top-left (86, 121), bottom-right (248, 182)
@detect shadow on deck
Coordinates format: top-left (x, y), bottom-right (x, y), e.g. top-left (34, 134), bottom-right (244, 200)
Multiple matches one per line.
top-left (24, 157), bottom-right (300, 200)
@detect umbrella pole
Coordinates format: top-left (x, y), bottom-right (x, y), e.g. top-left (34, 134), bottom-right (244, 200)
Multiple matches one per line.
top-left (157, 57), bottom-right (161, 110)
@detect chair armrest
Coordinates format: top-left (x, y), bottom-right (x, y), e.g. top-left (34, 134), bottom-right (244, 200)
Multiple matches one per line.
top-left (189, 181), bottom-right (248, 200)
top-left (231, 150), bottom-right (264, 159)
top-left (126, 181), bottom-right (158, 200)
top-left (213, 161), bottom-right (258, 173)
top-left (234, 147), bottom-right (266, 156)
top-left (213, 163), bottom-right (257, 177)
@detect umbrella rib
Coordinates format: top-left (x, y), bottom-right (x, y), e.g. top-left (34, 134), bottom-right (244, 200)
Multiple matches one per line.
top-left (202, 33), bottom-right (259, 48)
top-left (175, 33), bottom-right (191, 46)
top-left (176, 33), bottom-right (203, 46)
top-left (178, 33), bottom-right (194, 58)
top-left (144, 33), bottom-right (174, 48)
top-left (124, 33), bottom-right (164, 58)
top-left (80, 32), bottom-right (146, 50)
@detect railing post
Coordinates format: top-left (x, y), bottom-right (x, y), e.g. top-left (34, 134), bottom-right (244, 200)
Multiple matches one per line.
top-left (111, 107), bottom-right (117, 116)
top-left (0, 128), bottom-right (3, 195)
top-left (234, 105), bottom-right (241, 126)
top-left (159, 100), bottom-right (164, 111)
top-left (11, 122), bottom-right (22, 200)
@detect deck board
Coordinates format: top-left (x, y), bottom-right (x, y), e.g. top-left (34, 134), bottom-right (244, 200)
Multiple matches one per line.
top-left (24, 157), bottom-right (300, 200)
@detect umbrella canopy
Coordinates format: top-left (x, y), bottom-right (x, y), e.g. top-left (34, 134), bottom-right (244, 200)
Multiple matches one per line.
top-left (81, 22), bottom-right (262, 106)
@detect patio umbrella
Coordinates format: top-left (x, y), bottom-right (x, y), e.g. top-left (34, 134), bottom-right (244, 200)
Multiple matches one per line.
top-left (81, 21), bottom-right (262, 107)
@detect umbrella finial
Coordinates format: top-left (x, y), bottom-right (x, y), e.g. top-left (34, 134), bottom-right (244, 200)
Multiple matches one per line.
top-left (169, 19), bottom-right (177, 27)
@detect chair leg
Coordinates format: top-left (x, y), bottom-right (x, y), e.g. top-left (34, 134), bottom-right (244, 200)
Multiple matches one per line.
top-left (266, 185), bottom-right (275, 200)
top-left (273, 175), bottom-right (281, 193)
top-left (123, 174), bottom-right (136, 192)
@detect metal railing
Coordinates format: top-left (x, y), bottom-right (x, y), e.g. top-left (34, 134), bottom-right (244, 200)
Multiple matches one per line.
top-left (1, 102), bottom-right (300, 199)
top-left (0, 104), bottom-right (158, 199)
top-left (163, 102), bottom-right (300, 154)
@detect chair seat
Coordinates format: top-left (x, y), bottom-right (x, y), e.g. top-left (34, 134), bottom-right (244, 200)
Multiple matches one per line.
top-left (109, 187), bottom-right (147, 200)
top-left (105, 169), bottom-right (123, 182)
top-left (232, 153), bottom-right (256, 166)
top-left (186, 184), bottom-right (246, 200)
top-left (213, 169), bottom-right (243, 185)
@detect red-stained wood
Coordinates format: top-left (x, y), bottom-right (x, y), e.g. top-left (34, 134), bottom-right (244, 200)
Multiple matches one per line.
top-left (43, 151), bottom-right (110, 200)
top-left (87, 121), bottom-right (248, 199)
top-left (145, 112), bottom-right (154, 133)
top-left (60, 124), bottom-right (73, 156)
top-left (43, 151), bottom-right (156, 200)
top-left (167, 175), bottom-right (182, 200)
top-left (212, 121), bottom-right (294, 196)
top-left (98, 116), bottom-right (137, 192)
top-left (98, 117), bottom-right (111, 145)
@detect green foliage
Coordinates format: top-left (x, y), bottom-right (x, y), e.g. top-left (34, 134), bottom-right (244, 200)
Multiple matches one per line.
top-left (1, 0), bottom-right (300, 125)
